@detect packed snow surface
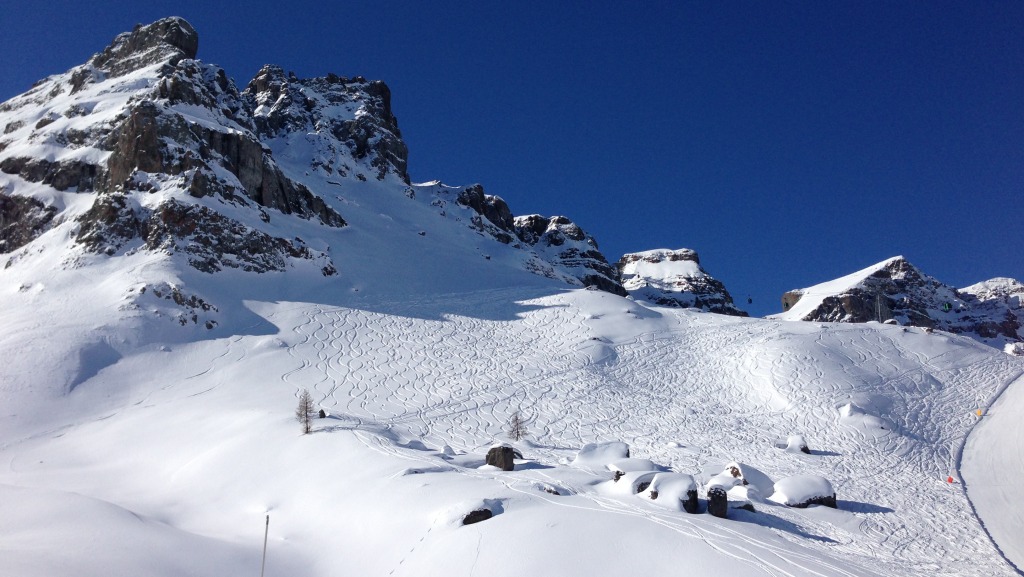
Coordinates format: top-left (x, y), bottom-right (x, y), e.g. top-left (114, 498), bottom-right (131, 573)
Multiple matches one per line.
top-left (2, 278), bottom-right (1023, 577)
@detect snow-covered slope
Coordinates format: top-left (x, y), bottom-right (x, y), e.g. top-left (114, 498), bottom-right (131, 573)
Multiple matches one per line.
top-left (2, 17), bottom-right (1024, 577)
top-left (3, 286), bottom-right (1023, 577)
top-left (774, 256), bottom-right (1024, 349)
top-left (617, 248), bottom-right (746, 315)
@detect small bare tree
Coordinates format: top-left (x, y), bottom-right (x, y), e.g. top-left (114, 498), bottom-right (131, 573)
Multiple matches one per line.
top-left (508, 410), bottom-right (528, 441)
top-left (295, 389), bottom-right (314, 434)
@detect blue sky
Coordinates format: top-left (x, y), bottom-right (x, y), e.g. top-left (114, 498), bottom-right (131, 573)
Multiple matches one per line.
top-left (2, 1), bottom-right (1021, 316)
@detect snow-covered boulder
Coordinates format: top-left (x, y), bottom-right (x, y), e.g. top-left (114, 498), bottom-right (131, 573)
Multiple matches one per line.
top-left (485, 445), bottom-right (516, 471)
top-left (720, 461), bottom-right (775, 498)
top-left (768, 475), bottom-right (837, 508)
top-left (705, 473), bottom-right (743, 519)
top-left (573, 441), bottom-right (630, 469)
top-left (779, 435), bottom-right (811, 454)
top-left (639, 472), bottom-right (698, 513)
top-left (606, 471), bottom-right (660, 495)
top-left (606, 457), bottom-right (660, 480)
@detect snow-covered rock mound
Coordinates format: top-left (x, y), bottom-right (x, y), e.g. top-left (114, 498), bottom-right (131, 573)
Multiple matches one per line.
top-left (572, 441), bottom-right (630, 469)
top-left (638, 472), bottom-right (698, 513)
top-left (769, 475), bottom-right (837, 508)
top-left (774, 256), bottom-right (1023, 348)
top-left (617, 248), bottom-right (746, 315)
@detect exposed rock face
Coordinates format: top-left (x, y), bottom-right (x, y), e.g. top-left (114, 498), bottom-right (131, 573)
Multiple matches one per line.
top-left (456, 184), bottom-right (515, 243)
top-left (0, 16), bottom-right (640, 306)
top-left (617, 249), bottom-right (746, 316)
top-left (779, 257), bottom-right (1023, 348)
top-left (514, 214), bottom-right (626, 296)
top-left (0, 17), bottom-right (344, 279)
top-left (244, 65), bottom-right (409, 184)
top-left (141, 200), bottom-right (336, 275)
top-left (0, 193), bottom-right (57, 253)
top-left (959, 278), bottom-right (1024, 343)
top-left (462, 509), bottom-right (493, 525)
top-left (707, 487), bottom-right (728, 518)
top-left (88, 16), bottom-right (198, 79)
top-left (485, 445), bottom-right (516, 471)
top-left (0, 157), bottom-right (100, 192)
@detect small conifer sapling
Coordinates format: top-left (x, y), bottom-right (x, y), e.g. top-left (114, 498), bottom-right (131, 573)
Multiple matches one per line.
top-left (296, 389), bottom-right (314, 434)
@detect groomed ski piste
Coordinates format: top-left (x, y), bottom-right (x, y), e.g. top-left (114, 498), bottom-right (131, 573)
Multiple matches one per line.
top-left (2, 275), bottom-right (1023, 576)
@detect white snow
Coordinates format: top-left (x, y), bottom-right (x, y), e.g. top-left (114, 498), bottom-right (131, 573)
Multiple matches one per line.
top-left (2, 33), bottom-right (1024, 577)
top-left (769, 475), bottom-right (836, 507)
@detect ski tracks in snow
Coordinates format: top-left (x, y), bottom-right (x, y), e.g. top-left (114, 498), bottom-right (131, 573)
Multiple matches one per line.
top-left (258, 291), bottom-right (1019, 577)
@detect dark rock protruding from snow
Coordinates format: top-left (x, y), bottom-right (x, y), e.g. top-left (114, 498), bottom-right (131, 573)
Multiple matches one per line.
top-left (514, 214), bottom-right (627, 296)
top-left (462, 509), bottom-right (493, 525)
top-left (88, 17), bottom-right (199, 79)
top-left (776, 256), bottom-right (1023, 349)
top-left (617, 249), bottom-right (747, 316)
top-left (485, 445), bottom-right (516, 471)
top-left (244, 65), bottom-right (409, 184)
top-left (0, 193), bottom-right (57, 254)
top-left (707, 487), bottom-right (728, 518)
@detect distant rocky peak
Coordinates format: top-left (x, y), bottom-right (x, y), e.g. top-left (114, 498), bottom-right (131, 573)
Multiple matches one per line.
top-left (244, 65), bottom-right (409, 184)
top-left (778, 256), bottom-right (1023, 349)
top-left (617, 249), bottom-right (746, 316)
top-left (89, 17), bottom-right (198, 79)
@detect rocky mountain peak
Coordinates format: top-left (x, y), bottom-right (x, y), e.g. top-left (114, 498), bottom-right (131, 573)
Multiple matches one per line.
top-left (617, 249), bottom-right (746, 316)
top-left (89, 17), bottom-right (198, 79)
top-left (777, 256), bottom-right (1023, 348)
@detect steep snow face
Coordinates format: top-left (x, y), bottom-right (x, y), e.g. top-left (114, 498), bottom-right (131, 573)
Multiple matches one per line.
top-left (617, 248), bottom-right (746, 316)
top-left (774, 256), bottom-right (1023, 348)
top-left (244, 65), bottom-right (409, 185)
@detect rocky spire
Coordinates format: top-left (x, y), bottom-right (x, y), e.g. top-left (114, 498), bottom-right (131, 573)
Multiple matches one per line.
top-left (88, 16), bottom-right (199, 78)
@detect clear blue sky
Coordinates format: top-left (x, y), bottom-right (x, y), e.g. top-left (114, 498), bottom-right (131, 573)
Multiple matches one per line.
top-left (3, 1), bottom-right (1021, 316)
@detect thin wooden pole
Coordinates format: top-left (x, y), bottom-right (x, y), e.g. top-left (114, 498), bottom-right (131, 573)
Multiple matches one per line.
top-left (260, 514), bottom-right (269, 577)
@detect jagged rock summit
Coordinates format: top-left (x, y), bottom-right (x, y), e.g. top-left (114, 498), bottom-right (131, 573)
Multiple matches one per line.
top-left (0, 16), bottom-right (641, 335)
top-left (617, 249), bottom-right (746, 316)
top-left (775, 256), bottom-right (1023, 349)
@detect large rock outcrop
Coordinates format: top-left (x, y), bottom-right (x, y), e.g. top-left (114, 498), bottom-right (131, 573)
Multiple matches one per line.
top-left (244, 65), bottom-right (409, 184)
top-left (0, 192), bottom-right (58, 253)
top-left (0, 16), bottom-right (639, 301)
top-left (777, 256), bottom-right (1023, 348)
top-left (513, 214), bottom-right (626, 296)
top-left (0, 17), bottom-right (343, 277)
top-left (617, 249), bottom-right (746, 316)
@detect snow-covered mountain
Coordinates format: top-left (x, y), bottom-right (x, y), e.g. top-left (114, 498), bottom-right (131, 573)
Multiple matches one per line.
top-left (3, 17), bottom-right (1024, 577)
top-left (0, 16), bottom-right (628, 314)
top-left (774, 256), bottom-right (1024, 350)
top-left (617, 248), bottom-right (747, 315)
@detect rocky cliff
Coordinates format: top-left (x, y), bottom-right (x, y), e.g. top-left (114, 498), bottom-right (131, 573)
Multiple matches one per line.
top-left (0, 16), bottom-right (635, 326)
top-left (776, 256), bottom-right (1023, 349)
top-left (617, 248), bottom-right (746, 315)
